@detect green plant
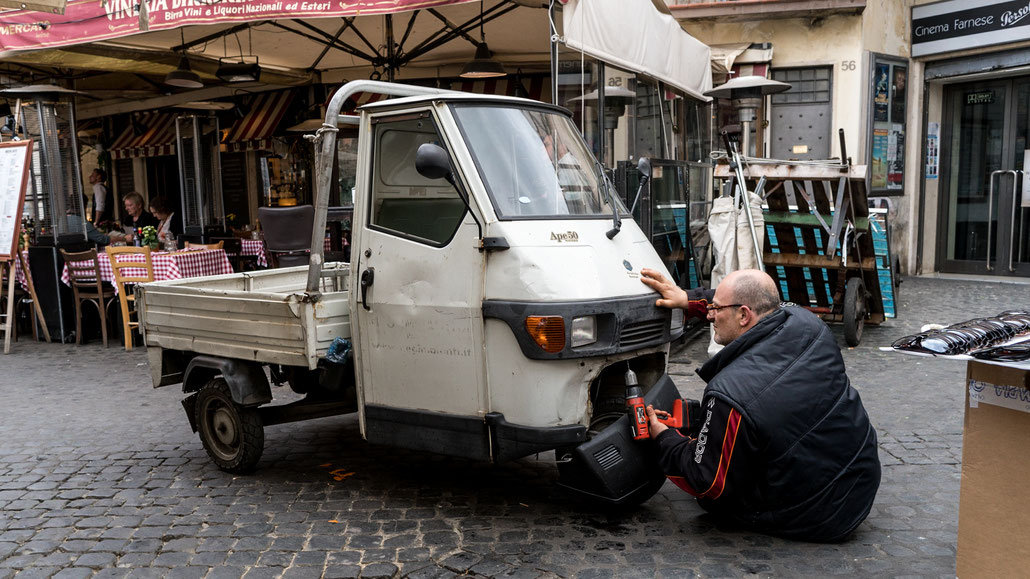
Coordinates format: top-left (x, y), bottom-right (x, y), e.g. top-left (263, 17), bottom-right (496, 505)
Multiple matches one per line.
top-left (141, 225), bottom-right (158, 246)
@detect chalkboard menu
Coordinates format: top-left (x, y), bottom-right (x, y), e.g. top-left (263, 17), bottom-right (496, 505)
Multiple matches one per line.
top-left (0, 141), bottom-right (33, 261)
top-left (114, 158), bottom-right (134, 198)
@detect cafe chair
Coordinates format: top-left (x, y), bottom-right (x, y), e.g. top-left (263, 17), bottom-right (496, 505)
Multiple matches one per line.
top-left (257, 205), bottom-right (314, 268)
top-left (106, 245), bottom-right (155, 351)
top-left (185, 240), bottom-right (225, 250)
top-left (207, 237), bottom-right (247, 272)
top-left (59, 248), bottom-right (117, 348)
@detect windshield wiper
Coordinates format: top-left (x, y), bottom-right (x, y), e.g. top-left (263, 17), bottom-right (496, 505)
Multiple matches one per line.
top-left (595, 161), bottom-right (621, 239)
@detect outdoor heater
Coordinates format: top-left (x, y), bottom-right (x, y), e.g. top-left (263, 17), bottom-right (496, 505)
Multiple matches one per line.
top-left (175, 114), bottom-right (226, 237)
top-left (704, 75), bottom-right (791, 158)
top-left (0, 84), bottom-right (88, 342)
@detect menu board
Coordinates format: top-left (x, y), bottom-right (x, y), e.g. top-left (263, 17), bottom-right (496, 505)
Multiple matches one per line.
top-left (0, 141), bottom-right (33, 261)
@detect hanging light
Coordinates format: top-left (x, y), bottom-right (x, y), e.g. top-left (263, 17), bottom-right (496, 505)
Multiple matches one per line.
top-left (165, 29), bottom-right (203, 88)
top-left (216, 32), bottom-right (260, 83)
top-left (460, 2), bottom-right (506, 79)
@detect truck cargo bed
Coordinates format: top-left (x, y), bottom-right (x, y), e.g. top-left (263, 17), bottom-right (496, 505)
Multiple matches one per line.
top-left (137, 263), bottom-right (351, 369)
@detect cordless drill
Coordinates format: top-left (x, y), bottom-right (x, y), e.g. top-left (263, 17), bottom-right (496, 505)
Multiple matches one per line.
top-left (624, 366), bottom-right (701, 440)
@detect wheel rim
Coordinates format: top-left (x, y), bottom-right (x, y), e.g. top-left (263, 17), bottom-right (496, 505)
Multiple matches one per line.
top-left (202, 398), bottom-right (241, 461)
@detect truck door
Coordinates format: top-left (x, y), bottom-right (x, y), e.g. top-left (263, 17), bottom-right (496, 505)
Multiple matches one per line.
top-left (352, 111), bottom-right (486, 428)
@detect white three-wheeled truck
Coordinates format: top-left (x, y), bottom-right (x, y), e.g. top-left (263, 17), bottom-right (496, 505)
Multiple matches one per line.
top-left (138, 81), bottom-right (686, 506)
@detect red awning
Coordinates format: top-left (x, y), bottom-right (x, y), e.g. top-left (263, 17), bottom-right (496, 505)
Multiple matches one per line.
top-left (0, 0), bottom-right (477, 54)
top-left (109, 112), bottom-right (177, 159)
top-left (731, 63), bottom-right (769, 78)
top-left (223, 90), bottom-right (294, 153)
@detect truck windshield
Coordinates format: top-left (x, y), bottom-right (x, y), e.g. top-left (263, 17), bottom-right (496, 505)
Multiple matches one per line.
top-left (451, 104), bottom-right (623, 219)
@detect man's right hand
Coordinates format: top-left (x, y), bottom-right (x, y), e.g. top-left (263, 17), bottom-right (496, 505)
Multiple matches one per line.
top-left (640, 268), bottom-right (689, 310)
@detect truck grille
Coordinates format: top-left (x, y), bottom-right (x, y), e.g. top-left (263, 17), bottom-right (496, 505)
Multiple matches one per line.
top-left (619, 319), bottom-right (665, 347)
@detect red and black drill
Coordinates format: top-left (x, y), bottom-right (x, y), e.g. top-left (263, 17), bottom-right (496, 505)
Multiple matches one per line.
top-left (624, 366), bottom-right (699, 440)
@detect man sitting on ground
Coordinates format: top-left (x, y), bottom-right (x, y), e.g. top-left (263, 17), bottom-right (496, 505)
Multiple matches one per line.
top-left (640, 268), bottom-right (881, 542)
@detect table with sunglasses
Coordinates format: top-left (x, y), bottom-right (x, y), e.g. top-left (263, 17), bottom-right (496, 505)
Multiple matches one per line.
top-left (60, 247), bottom-right (234, 294)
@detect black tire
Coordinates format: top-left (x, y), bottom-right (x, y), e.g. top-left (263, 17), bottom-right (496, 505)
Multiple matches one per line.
top-left (843, 277), bottom-right (866, 347)
top-left (194, 378), bottom-right (264, 474)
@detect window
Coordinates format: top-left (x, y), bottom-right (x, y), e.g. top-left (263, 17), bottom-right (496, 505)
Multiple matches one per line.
top-left (368, 114), bottom-right (466, 246)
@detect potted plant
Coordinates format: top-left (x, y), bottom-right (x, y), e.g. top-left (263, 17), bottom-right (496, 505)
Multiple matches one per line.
top-left (140, 225), bottom-right (159, 250)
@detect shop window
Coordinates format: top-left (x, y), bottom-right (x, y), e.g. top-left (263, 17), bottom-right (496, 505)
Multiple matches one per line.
top-left (868, 56), bottom-right (908, 195)
top-left (369, 115), bottom-right (466, 246)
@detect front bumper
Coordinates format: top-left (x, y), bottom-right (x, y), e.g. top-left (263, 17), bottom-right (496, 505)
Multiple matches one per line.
top-left (556, 373), bottom-right (679, 505)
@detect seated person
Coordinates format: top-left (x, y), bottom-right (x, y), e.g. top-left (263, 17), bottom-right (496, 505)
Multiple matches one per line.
top-left (639, 268), bottom-right (881, 542)
top-left (120, 191), bottom-right (159, 235)
top-left (149, 196), bottom-right (182, 242)
top-left (65, 212), bottom-right (130, 247)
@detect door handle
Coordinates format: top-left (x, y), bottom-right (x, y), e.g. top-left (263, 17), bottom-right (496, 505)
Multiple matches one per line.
top-left (987, 170), bottom-right (1007, 271)
top-left (1010, 170), bottom-right (1024, 272)
top-left (360, 267), bottom-right (374, 311)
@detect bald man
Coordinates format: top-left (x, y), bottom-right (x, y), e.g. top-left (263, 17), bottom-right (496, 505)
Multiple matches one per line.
top-left (639, 268), bottom-right (880, 542)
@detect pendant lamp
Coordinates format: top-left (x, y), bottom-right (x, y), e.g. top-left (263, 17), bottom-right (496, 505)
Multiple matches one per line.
top-left (165, 29), bottom-right (203, 88)
top-left (460, 2), bottom-right (506, 79)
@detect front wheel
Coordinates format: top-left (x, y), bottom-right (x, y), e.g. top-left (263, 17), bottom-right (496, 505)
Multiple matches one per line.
top-left (194, 378), bottom-right (264, 473)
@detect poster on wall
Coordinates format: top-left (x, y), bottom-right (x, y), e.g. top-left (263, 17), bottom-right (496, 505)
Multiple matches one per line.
top-left (887, 124), bottom-right (904, 190)
top-left (874, 63), bottom-right (890, 123)
top-left (891, 66), bottom-right (907, 124)
top-left (926, 122), bottom-right (939, 180)
top-left (871, 128), bottom-right (889, 188)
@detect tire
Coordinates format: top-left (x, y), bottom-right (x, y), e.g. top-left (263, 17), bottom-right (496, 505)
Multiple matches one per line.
top-left (194, 378), bottom-right (264, 474)
top-left (843, 277), bottom-right (866, 347)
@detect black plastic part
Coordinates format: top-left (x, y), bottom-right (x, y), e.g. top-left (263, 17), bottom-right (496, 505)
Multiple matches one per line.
top-left (485, 412), bottom-right (587, 463)
top-left (481, 237), bottom-right (509, 251)
top-left (181, 392), bottom-right (198, 432)
top-left (364, 405), bottom-right (492, 461)
top-left (182, 356), bottom-right (272, 407)
top-left (556, 373), bottom-right (679, 506)
top-left (483, 295), bottom-right (682, 360)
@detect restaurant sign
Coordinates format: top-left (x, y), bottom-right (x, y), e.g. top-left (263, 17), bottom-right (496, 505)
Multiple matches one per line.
top-left (0, 0), bottom-right (472, 54)
top-left (912, 0), bottom-right (1030, 58)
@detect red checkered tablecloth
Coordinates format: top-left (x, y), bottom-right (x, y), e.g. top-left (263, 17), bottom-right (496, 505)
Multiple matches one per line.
top-left (11, 250), bottom-right (29, 290)
top-left (240, 238), bottom-right (267, 268)
top-left (61, 248), bottom-right (234, 295)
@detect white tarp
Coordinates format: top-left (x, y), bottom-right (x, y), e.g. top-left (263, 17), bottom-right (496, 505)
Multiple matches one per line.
top-left (706, 193), bottom-right (765, 355)
top-left (562, 0), bottom-right (712, 101)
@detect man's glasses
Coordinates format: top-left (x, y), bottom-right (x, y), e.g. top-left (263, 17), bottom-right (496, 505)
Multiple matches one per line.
top-left (706, 303), bottom-right (743, 312)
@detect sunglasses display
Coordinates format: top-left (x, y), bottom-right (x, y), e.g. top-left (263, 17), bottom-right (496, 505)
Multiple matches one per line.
top-left (891, 311), bottom-right (1030, 357)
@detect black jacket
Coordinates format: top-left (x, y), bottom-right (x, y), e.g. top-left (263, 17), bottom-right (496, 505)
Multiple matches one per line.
top-left (657, 306), bottom-right (880, 542)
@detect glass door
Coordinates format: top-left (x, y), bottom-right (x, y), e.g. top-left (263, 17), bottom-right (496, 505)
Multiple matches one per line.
top-left (939, 78), bottom-right (1030, 276)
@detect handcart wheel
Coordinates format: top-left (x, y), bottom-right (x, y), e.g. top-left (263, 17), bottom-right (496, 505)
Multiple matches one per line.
top-left (843, 277), bottom-right (866, 347)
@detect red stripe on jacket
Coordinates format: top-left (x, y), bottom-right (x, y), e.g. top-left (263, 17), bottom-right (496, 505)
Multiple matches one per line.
top-left (666, 408), bottom-right (742, 499)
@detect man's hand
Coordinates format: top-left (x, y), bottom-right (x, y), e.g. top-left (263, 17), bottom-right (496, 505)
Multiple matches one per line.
top-left (640, 268), bottom-right (689, 310)
top-left (646, 405), bottom-right (669, 438)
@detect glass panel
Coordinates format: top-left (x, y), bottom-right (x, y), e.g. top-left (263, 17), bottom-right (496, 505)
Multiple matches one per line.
top-left (369, 116), bottom-right (465, 246)
top-left (453, 105), bottom-right (624, 219)
top-left (945, 85), bottom-right (1006, 262)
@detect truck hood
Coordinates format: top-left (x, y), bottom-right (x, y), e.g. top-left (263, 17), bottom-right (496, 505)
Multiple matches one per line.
top-left (482, 219), bottom-right (674, 301)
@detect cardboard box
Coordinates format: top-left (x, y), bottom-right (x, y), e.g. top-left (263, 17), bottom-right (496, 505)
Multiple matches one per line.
top-left (956, 361), bottom-right (1030, 578)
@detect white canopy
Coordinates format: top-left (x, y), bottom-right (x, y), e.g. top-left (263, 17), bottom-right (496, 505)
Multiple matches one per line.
top-left (562, 0), bottom-right (712, 101)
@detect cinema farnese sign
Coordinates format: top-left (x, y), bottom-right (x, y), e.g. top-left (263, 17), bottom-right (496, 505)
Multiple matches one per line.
top-left (912, 0), bottom-right (1030, 57)
top-left (0, 0), bottom-right (470, 54)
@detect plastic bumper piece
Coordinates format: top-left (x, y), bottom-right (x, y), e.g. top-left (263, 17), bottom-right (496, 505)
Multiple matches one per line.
top-left (556, 373), bottom-right (679, 505)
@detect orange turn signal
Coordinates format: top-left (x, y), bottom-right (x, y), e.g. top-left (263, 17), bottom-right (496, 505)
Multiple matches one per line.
top-left (525, 316), bottom-right (566, 353)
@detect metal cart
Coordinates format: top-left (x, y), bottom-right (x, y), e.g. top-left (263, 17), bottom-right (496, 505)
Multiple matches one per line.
top-left (714, 157), bottom-right (897, 346)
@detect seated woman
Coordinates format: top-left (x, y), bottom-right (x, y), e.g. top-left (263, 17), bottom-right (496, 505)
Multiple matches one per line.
top-left (121, 191), bottom-right (160, 235)
top-left (149, 196), bottom-right (182, 242)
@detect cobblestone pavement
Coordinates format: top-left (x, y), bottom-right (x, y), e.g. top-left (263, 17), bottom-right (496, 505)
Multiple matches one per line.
top-left (1, 275), bottom-right (1026, 578)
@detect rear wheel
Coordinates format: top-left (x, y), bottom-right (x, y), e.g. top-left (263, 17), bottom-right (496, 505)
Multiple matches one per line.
top-left (843, 277), bottom-right (866, 347)
top-left (195, 378), bottom-right (264, 473)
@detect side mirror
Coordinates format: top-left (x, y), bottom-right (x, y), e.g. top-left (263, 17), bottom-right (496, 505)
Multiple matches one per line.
top-left (637, 157), bottom-right (652, 181)
top-left (415, 143), bottom-right (452, 181)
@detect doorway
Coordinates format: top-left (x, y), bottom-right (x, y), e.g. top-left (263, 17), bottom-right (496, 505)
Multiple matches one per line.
top-left (938, 77), bottom-right (1030, 276)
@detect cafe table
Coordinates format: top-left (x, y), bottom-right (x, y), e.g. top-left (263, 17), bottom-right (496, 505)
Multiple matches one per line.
top-left (60, 247), bottom-right (234, 294)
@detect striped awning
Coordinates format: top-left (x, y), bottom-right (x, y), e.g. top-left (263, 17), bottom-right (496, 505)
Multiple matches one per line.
top-left (109, 112), bottom-right (178, 159)
top-left (731, 63), bottom-right (769, 79)
top-left (223, 90), bottom-right (294, 153)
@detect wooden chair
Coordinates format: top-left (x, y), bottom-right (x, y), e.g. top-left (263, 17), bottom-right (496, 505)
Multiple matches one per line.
top-left (185, 240), bottom-right (225, 250)
top-left (106, 246), bottom-right (155, 351)
top-left (59, 248), bottom-right (117, 348)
